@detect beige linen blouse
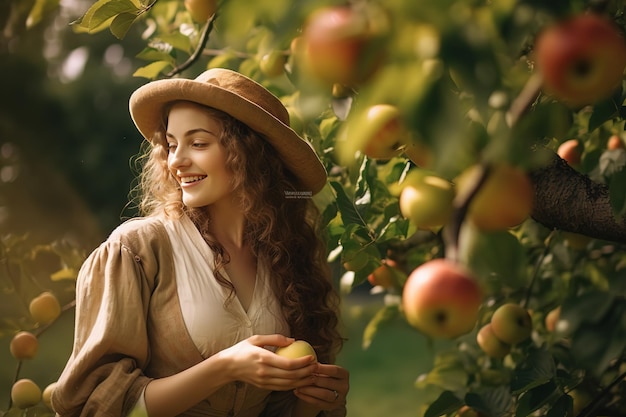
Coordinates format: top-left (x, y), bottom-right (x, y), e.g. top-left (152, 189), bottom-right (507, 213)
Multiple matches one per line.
top-left (51, 215), bottom-right (321, 417)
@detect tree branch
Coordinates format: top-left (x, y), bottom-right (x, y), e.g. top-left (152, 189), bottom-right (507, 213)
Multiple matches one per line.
top-left (529, 151), bottom-right (626, 243)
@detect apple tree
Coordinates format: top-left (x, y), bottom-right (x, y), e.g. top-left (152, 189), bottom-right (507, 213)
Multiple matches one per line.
top-left (3, 0), bottom-right (626, 416)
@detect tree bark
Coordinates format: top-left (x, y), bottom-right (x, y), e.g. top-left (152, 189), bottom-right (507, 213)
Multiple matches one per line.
top-left (529, 151), bottom-right (626, 243)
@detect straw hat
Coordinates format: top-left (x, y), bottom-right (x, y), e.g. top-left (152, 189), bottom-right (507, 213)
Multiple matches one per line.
top-left (129, 68), bottom-right (327, 194)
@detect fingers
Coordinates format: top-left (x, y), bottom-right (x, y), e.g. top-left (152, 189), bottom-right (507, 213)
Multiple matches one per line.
top-left (293, 364), bottom-right (350, 411)
top-left (247, 333), bottom-right (294, 348)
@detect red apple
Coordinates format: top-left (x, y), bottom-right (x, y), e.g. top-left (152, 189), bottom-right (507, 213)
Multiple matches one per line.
top-left (477, 323), bottom-right (511, 359)
top-left (544, 306), bottom-right (561, 332)
top-left (10, 331), bottom-right (39, 360)
top-left (403, 141), bottom-right (433, 168)
top-left (490, 303), bottom-right (533, 345)
top-left (367, 259), bottom-right (404, 289)
top-left (557, 139), bottom-right (583, 167)
top-left (534, 14), bottom-right (626, 107)
top-left (455, 164), bottom-right (534, 231)
top-left (608, 134), bottom-right (624, 150)
top-left (402, 259), bottom-right (482, 339)
top-left (399, 169), bottom-right (455, 230)
top-left (302, 5), bottom-right (387, 86)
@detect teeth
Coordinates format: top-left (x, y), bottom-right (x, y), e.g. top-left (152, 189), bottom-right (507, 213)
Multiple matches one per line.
top-left (180, 176), bottom-right (206, 184)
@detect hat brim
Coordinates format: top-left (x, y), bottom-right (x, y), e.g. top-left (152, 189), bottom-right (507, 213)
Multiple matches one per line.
top-left (129, 77), bottom-right (327, 194)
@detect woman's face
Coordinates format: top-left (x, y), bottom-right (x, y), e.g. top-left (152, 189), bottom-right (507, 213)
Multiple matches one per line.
top-left (166, 101), bottom-right (235, 209)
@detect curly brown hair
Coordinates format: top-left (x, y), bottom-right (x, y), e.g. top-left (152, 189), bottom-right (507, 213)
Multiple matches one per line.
top-left (133, 101), bottom-right (343, 363)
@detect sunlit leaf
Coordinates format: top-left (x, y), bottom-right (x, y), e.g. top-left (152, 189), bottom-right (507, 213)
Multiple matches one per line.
top-left (362, 304), bottom-right (399, 349)
top-left (25, 0), bottom-right (59, 28)
top-left (110, 12), bottom-right (139, 39)
top-left (132, 60), bottom-right (172, 79)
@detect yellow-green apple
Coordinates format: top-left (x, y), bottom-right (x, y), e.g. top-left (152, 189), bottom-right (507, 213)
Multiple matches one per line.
top-left (455, 164), bottom-right (534, 231)
top-left (403, 141), bottom-right (433, 168)
top-left (399, 169), bottom-right (455, 229)
top-left (10, 331), bottom-right (39, 360)
top-left (490, 303), bottom-right (533, 345)
top-left (608, 134), bottom-right (624, 150)
top-left (477, 323), bottom-right (511, 359)
top-left (544, 306), bottom-right (561, 332)
top-left (29, 291), bottom-right (61, 325)
top-left (259, 50), bottom-right (287, 78)
top-left (302, 5), bottom-right (387, 86)
top-left (11, 379), bottom-right (42, 409)
top-left (534, 14), bottom-right (626, 107)
top-left (360, 104), bottom-right (411, 159)
top-left (557, 139), bottom-right (583, 168)
top-left (42, 382), bottom-right (57, 410)
top-left (275, 340), bottom-right (317, 360)
top-left (402, 259), bottom-right (483, 339)
top-left (184, 0), bottom-right (217, 23)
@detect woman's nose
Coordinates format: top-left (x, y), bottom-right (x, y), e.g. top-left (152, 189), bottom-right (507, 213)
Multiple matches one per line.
top-left (168, 148), bottom-right (190, 169)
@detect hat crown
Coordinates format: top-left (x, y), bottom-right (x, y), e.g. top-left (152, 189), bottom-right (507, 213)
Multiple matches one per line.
top-left (196, 69), bottom-right (290, 127)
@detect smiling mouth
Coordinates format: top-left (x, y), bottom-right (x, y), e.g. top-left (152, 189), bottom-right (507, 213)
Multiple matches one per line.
top-left (180, 175), bottom-right (207, 184)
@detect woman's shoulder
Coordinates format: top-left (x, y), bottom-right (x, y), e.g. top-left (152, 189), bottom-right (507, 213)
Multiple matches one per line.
top-left (105, 216), bottom-right (171, 252)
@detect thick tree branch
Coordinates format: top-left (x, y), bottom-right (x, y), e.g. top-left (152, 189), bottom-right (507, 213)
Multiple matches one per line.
top-left (529, 151), bottom-right (626, 243)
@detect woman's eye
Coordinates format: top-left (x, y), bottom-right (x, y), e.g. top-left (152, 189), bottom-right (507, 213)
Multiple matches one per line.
top-left (167, 143), bottom-right (177, 151)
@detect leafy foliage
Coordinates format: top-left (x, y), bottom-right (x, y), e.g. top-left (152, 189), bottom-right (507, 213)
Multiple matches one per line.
top-left (3, 0), bottom-right (626, 416)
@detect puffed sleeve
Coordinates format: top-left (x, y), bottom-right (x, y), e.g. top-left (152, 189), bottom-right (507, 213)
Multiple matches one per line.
top-left (51, 238), bottom-right (154, 417)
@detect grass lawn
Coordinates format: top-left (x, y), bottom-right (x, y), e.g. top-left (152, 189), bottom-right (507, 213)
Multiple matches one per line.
top-left (1, 293), bottom-right (438, 416)
top-left (337, 293), bottom-right (437, 417)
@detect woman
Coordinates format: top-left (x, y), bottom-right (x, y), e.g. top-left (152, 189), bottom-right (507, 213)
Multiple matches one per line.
top-left (52, 68), bottom-right (348, 417)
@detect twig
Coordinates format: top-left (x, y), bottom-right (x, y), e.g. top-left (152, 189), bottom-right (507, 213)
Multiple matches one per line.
top-left (165, 13), bottom-right (217, 78)
top-left (522, 230), bottom-right (556, 309)
top-left (577, 370), bottom-right (626, 417)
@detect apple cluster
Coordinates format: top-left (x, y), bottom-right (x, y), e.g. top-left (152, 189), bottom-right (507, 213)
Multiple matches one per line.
top-left (476, 303), bottom-right (533, 359)
top-left (7, 291), bottom-right (62, 411)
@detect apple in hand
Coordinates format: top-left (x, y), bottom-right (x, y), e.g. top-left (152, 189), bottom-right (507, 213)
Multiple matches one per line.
top-left (10, 331), bottom-right (39, 360)
top-left (490, 303), bottom-right (533, 345)
top-left (455, 164), bottom-right (534, 231)
top-left (402, 259), bottom-right (482, 339)
top-left (399, 169), bottom-right (455, 230)
top-left (302, 5), bottom-right (387, 86)
top-left (11, 379), bottom-right (42, 409)
top-left (29, 291), bottom-right (62, 325)
top-left (275, 340), bottom-right (317, 360)
top-left (477, 323), bottom-right (511, 359)
top-left (534, 14), bottom-right (626, 107)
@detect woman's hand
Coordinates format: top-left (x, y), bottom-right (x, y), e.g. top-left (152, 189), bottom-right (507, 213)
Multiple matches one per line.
top-left (294, 363), bottom-right (350, 411)
top-left (215, 334), bottom-right (317, 391)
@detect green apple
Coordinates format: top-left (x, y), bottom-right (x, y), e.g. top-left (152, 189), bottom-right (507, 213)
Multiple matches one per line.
top-left (361, 104), bottom-right (411, 159)
top-left (477, 323), bottom-right (511, 359)
top-left (402, 259), bottom-right (483, 339)
top-left (30, 291), bottom-right (62, 325)
top-left (455, 164), bottom-right (534, 231)
top-left (399, 169), bottom-right (455, 230)
top-left (259, 50), bottom-right (287, 78)
top-left (10, 331), bottom-right (38, 360)
top-left (490, 303), bottom-right (532, 345)
top-left (11, 379), bottom-right (42, 409)
top-left (534, 14), bottom-right (626, 107)
top-left (275, 340), bottom-right (317, 360)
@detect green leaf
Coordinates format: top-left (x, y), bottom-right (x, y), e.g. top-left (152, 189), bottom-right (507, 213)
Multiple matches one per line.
top-left (362, 304), bottom-right (400, 349)
top-left (329, 181), bottom-right (366, 227)
top-left (416, 350), bottom-right (469, 393)
top-left (89, 0), bottom-right (139, 30)
top-left (546, 394), bottom-right (573, 417)
top-left (465, 386), bottom-right (514, 417)
top-left (598, 148), bottom-right (626, 177)
top-left (511, 348), bottom-right (557, 394)
top-left (109, 11), bottom-right (139, 39)
top-left (25, 0), bottom-right (59, 28)
top-left (157, 32), bottom-right (194, 55)
top-left (132, 61), bottom-right (172, 79)
top-left (559, 290), bottom-right (615, 334)
top-left (424, 391), bottom-right (464, 417)
top-left (588, 98), bottom-right (620, 133)
top-left (515, 381), bottom-right (558, 417)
